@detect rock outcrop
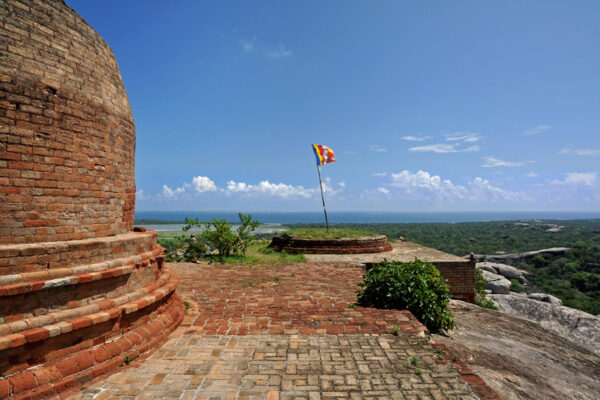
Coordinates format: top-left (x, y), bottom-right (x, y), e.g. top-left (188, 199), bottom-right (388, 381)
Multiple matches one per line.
top-left (491, 293), bottom-right (600, 355)
top-left (482, 270), bottom-right (511, 294)
top-left (478, 248), bottom-right (569, 266)
top-left (432, 300), bottom-right (600, 400)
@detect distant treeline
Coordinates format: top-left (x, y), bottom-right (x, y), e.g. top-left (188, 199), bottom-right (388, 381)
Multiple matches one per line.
top-left (135, 219), bottom-right (183, 225)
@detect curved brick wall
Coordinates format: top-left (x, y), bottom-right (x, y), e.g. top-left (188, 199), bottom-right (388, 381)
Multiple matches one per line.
top-left (0, 2), bottom-right (183, 398)
top-left (0, 0), bottom-right (135, 244)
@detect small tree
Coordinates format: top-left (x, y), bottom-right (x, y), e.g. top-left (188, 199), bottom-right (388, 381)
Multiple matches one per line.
top-left (183, 213), bottom-right (259, 257)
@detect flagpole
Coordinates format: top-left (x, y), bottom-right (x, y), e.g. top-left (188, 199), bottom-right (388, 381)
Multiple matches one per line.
top-left (316, 164), bottom-right (330, 232)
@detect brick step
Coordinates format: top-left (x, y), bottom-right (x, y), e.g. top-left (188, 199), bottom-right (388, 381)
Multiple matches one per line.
top-left (0, 289), bottom-right (184, 400)
top-left (0, 231), bottom-right (160, 274)
top-left (0, 269), bottom-right (178, 351)
top-left (0, 248), bottom-right (163, 297)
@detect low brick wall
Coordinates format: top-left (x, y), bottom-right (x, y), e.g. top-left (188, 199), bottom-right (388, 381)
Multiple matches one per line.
top-left (270, 235), bottom-right (393, 254)
top-left (433, 261), bottom-right (476, 303)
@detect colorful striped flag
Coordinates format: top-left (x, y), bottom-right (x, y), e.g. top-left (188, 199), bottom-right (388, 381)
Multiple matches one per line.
top-left (312, 144), bottom-right (336, 166)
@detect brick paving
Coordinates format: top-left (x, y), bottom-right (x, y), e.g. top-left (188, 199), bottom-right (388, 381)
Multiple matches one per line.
top-left (71, 262), bottom-right (482, 400)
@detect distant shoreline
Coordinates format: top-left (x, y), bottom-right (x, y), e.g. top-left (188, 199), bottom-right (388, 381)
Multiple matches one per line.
top-left (134, 210), bottom-right (600, 226)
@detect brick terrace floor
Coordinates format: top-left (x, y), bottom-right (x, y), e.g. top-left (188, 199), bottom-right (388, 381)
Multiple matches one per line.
top-left (71, 262), bottom-right (481, 400)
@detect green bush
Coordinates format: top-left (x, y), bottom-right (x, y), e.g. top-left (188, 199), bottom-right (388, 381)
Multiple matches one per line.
top-left (184, 240), bottom-right (208, 261)
top-left (510, 279), bottom-right (524, 293)
top-left (356, 259), bottom-right (455, 332)
top-left (183, 213), bottom-right (259, 257)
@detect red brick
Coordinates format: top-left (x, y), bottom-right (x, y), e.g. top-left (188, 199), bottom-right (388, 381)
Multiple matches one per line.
top-left (0, 379), bottom-right (10, 399)
top-left (22, 328), bottom-right (49, 343)
top-left (8, 371), bottom-right (37, 394)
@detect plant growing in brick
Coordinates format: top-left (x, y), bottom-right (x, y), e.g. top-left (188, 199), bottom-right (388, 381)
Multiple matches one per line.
top-left (356, 259), bottom-right (455, 332)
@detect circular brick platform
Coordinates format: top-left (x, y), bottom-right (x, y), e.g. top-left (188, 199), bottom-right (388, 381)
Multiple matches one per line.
top-left (269, 234), bottom-right (393, 254)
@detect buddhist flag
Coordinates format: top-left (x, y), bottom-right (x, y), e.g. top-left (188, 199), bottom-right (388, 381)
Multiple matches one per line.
top-left (312, 144), bottom-right (336, 166)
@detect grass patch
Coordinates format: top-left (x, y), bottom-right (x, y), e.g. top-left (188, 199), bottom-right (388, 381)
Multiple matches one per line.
top-left (283, 227), bottom-right (375, 239)
top-left (204, 241), bottom-right (305, 264)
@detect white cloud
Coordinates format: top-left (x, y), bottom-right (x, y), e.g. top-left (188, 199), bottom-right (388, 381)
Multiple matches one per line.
top-left (136, 189), bottom-right (150, 200)
top-left (373, 172), bottom-right (387, 177)
top-left (482, 157), bottom-right (535, 168)
top-left (523, 124), bottom-right (551, 136)
top-left (161, 184), bottom-right (186, 199)
top-left (370, 145), bottom-right (388, 153)
top-left (401, 136), bottom-right (432, 142)
top-left (552, 172), bottom-right (597, 186)
top-left (409, 143), bottom-right (480, 153)
top-left (559, 148), bottom-right (600, 156)
top-left (389, 170), bottom-right (468, 201)
top-left (525, 172), bottom-right (539, 178)
top-left (225, 180), bottom-right (313, 198)
top-left (378, 170), bottom-right (522, 203)
top-left (444, 132), bottom-right (482, 143)
top-left (192, 176), bottom-right (217, 193)
top-left (266, 45), bottom-right (292, 59)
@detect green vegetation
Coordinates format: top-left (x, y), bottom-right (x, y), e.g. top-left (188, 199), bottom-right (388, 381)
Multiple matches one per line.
top-left (283, 227), bottom-right (375, 239)
top-left (208, 241), bottom-right (305, 264)
top-left (516, 243), bottom-right (600, 314)
top-left (510, 279), bottom-right (524, 293)
top-left (183, 213), bottom-right (259, 257)
top-left (474, 269), bottom-right (498, 310)
top-left (356, 259), bottom-right (455, 332)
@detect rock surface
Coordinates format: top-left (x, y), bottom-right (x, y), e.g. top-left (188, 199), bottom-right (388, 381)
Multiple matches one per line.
top-left (527, 292), bottom-right (563, 306)
top-left (479, 247), bottom-right (569, 265)
top-left (482, 270), bottom-right (511, 294)
top-left (432, 300), bottom-right (600, 400)
top-left (491, 293), bottom-right (600, 355)
top-left (478, 261), bottom-right (529, 283)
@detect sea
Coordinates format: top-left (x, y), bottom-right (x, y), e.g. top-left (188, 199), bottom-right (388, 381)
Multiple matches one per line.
top-left (135, 210), bottom-right (600, 226)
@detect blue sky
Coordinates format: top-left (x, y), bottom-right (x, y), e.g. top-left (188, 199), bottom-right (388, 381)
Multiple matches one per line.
top-left (68, 1), bottom-right (600, 212)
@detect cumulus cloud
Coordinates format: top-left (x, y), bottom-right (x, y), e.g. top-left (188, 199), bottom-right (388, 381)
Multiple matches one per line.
top-left (192, 176), bottom-right (217, 193)
top-left (525, 172), bottom-right (539, 178)
top-left (552, 172), bottom-right (597, 186)
top-left (523, 124), bottom-right (551, 136)
top-left (482, 157), bottom-right (535, 168)
top-left (559, 148), bottom-right (600, 156)
top-left (161, 184), bottom-right (186, 199)
top-left (401, 136), bottom-right (432, 141)
top-left (225, 180), bottom-right (313, 198)
top-left (389, 170), bottom-right (468, 201)
top-left (409, 143), bottom-right (480, 153)
top-left (378, 170), bottom-right (521, 203)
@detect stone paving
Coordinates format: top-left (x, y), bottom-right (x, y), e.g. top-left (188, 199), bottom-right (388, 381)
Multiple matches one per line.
top-left (70, 262), bottom-right (483, 400)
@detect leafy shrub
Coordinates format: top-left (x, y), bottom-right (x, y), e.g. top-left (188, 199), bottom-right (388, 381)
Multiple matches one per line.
top-left (184, 240), bottom-right (208, 261)
top-left (474, 269), bottom-right (498, 310)
top-left (510, 279), bottom-right (524, 293)
top-left (183, 213), bottom-right (259, 257)
top-left (356, 259), bottom-right (455, 332)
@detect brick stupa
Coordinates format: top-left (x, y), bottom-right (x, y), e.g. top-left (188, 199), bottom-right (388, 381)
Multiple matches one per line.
top-left (0, 1), bottom-right (183, 398)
